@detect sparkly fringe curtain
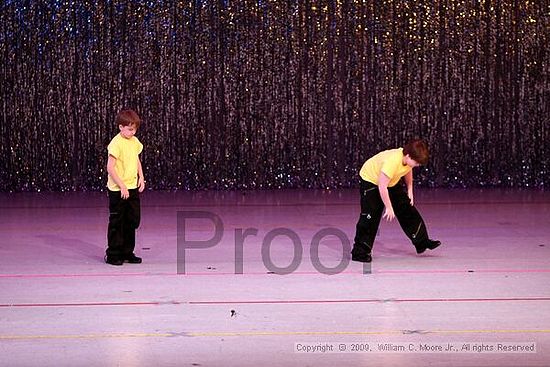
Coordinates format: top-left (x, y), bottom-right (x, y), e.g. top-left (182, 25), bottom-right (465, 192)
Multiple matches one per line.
top-left (0, 1), bottom-right (548, 191)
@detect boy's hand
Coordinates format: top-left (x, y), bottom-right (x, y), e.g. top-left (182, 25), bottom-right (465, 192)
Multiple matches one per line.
top-left (407, 189), bottom-right (414, 206)
top-left (138, 178), bottom-right (146, 193)
top-left (383, 206), bottom-right (395, 221)
top-left (120, 186), bottom-right (130, 199)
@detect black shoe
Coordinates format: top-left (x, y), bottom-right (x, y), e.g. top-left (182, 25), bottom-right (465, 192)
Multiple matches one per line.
top-left (415, 244), bottom-right (427, 254)
top-left (105, 255), bottom-right (123, 266)
top-left (351, 243), bottom-right (373, 263)
top-left (426, 239), bottom-right (441, 250)
top-left (416, 239), bottom-right (441, 254)
top-left (124, 254), bottom-right (142, 264)
top-left (352, 253), bottom-right (372, 263)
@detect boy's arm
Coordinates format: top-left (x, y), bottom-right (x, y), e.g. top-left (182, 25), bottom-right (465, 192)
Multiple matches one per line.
top-left (378, 172), bottom-right (395, 221)
top-left (107, 155), bottom-right (130, 199)
top-left (404, 169), bottom-right (414, 206)
top-left (137, 157), bottom-right (145, 193)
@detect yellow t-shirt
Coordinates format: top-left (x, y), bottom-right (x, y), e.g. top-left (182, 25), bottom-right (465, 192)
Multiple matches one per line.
top-left (359, 148), bottom-right (411, 187)
top-left (107, 134), bottom-right (143, 191)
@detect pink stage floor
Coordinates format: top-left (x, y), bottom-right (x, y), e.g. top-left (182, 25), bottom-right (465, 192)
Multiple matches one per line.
top-left (1, 188), bottom-right (549, 366)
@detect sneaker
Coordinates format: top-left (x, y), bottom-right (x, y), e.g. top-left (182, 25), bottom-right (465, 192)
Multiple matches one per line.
top-left (124, 254), bottom-right (142, 264)
top-left (105, 255), bottom-right (123, 266)
top-left (416, 239), bottom-right (441, 254)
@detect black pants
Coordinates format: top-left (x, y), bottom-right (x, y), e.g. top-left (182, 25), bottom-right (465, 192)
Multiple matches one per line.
top-left (352, 179), bottom-right (430, 256)
top-left (106, 189), bottom-right (141, 260)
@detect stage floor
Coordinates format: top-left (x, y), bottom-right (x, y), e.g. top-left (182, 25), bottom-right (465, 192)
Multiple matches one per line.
top-left (1, 188), bottom-right (549, 367)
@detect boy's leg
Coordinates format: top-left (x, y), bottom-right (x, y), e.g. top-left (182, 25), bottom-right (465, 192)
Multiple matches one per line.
top-left (106, 190), bottom-right (125, 264)
top-left (389, 186), bottom-right (440, 253)
top-left (122, 189), bottom-right (141, 263)
top-left (352, 181), bottom-right (384, 262)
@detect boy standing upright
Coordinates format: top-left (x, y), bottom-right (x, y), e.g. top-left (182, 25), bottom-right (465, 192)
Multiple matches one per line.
top-left (105, 109), bottom-right (146, 266)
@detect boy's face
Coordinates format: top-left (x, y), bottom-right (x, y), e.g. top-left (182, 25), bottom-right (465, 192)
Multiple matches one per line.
top-left (119, 123), bottom-right (137, 139)
top-left (403, 155), bottom-right (420, 168)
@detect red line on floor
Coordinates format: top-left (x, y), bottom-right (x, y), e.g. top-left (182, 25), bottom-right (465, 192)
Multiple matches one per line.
top-left (0, 301), bottom-right (168, 308)
top-left (1, 297), bottom-right (549, 308)
top-left (0, 272), bottom-right (176, 278)
top-left (1, 268), bottom-right (550, 278)
top-left (190, 297), bottom-right (550, 305)
top-left (379, 269), bottom-right (550, 274)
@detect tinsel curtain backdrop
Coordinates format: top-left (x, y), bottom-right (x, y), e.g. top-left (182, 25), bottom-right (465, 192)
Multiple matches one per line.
top-left (0, 0), bottom-right (548, 191)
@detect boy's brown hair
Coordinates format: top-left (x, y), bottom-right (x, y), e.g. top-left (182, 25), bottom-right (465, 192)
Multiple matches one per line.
top-left (116, 109), bottom-right (141, 129)
top-left (403, 139), bottom-right (429, 165)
